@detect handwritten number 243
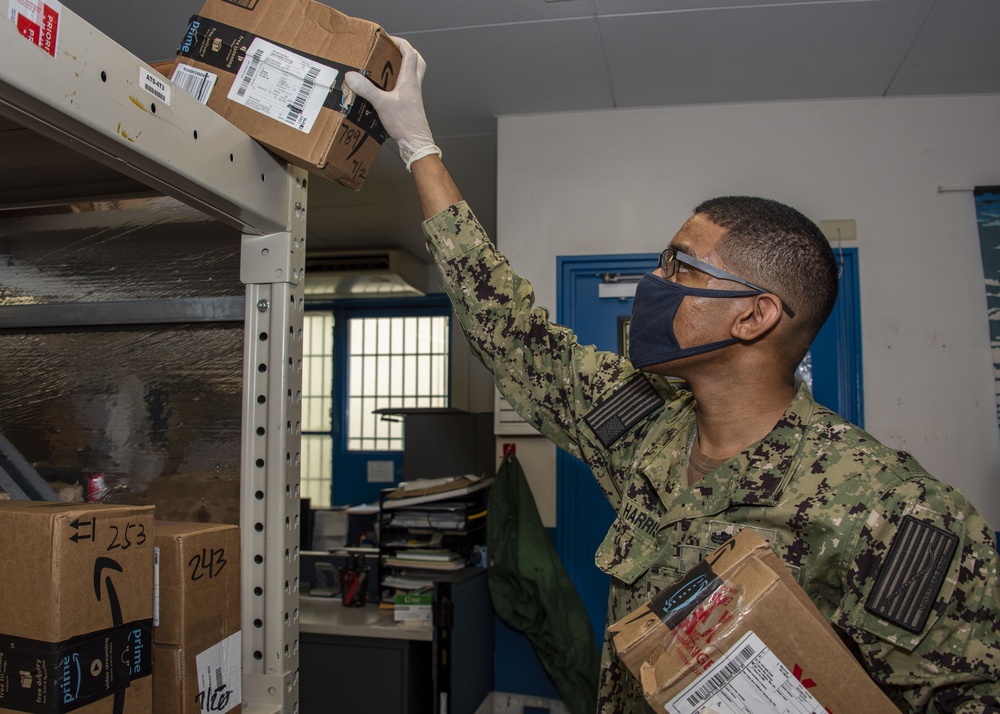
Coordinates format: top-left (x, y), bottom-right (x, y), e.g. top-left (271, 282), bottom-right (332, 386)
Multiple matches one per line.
top-left (189, 548), bottom-right (227, 581)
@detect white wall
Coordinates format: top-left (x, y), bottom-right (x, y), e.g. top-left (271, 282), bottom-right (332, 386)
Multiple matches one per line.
top-left (494, 95), bottom-right (1000, 529)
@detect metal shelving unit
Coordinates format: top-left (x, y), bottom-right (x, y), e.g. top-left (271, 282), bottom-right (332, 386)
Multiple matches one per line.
top-left (0, 9), bottom-right (305, 713)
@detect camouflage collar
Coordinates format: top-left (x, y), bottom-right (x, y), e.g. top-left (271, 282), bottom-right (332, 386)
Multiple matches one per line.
top-left (720, 379), bottom-right (815, 507)
top-left (639, 379), bottom-right (815, 513)
top-left (719, 381), bottom-right (816, 506)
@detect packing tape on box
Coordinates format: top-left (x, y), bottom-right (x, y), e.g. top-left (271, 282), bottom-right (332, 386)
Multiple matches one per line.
top-left (0, 620), bottom-right (152, 713)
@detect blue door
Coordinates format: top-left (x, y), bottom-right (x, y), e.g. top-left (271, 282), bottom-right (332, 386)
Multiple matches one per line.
top-left (556, 254), bottom-right (658, 646)
top-left (555, 248), bottom-right (862, 646)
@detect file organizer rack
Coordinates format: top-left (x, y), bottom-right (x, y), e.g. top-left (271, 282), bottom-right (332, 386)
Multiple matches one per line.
top-left (378, 482), bottom-right (491, 603)
top-left (0, 9), bottom-right (306, 713)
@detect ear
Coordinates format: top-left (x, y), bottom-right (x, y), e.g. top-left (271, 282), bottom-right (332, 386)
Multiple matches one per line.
top-left (730, 294), bottom-right (783, 341)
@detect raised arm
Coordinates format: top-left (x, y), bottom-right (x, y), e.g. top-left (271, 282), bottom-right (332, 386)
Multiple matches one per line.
top-left (342, 40), bottom-right (666, 495)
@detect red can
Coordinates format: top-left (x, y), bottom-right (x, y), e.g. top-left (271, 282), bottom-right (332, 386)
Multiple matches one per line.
top-left (86, 473), bottom-right (108, 502)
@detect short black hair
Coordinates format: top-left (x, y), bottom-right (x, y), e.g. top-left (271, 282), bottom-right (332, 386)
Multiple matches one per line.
top-left (694, 196), bottom-right (839, 363)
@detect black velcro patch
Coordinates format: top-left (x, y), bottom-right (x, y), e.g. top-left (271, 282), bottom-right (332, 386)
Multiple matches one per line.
top-left (583, 374), bottom-right (664, 448)
top-left (865, 515), bottom-right (959, 633)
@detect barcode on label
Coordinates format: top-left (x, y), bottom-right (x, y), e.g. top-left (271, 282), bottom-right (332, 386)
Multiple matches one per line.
top-left (172, 65), bottom-right (217, 105)
top-left (144, 84), bottom-right (166, 102)
top-left (684, 642), bottom-right (758, 709)
top-left (215, 666), bottom-right (224, 689)
top-left (221, 0), bottom-right (259, 8)
top-left (237, 48), bottom-right (264, 97)
top-left (226, 37), bottom-right (336, 134)
top-left (666, 630), bottom-right (826, 714)
top-left (285, 65), bottom-right (320, 128)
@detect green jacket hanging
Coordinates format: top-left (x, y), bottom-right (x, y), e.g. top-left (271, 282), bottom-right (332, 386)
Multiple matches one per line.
top-left (487, 454), bottom-right (600, 714)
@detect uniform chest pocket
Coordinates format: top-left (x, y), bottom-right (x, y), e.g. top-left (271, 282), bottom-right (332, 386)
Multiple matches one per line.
top-left (595, 516), bottom-right (659, 587)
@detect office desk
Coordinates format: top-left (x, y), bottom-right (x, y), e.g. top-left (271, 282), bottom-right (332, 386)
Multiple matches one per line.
top-left (300, 596), bottom-right (434, 640)
top-left (299, 568), bottom-right (494, 714)
top-left (299, 596), bottom-right (433, 714)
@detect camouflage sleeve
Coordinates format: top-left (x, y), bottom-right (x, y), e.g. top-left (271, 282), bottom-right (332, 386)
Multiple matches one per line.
top-left (834, 477), bottom-right (1000, 712)
top-left (421, 201), bottom-right (642, 477)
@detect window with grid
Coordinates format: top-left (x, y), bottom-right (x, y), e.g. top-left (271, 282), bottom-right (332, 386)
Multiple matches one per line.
top-left (347, 314), bottom-right (450, 451)
top-left (300, 299), bottom-right (451, 506)
top-left (301, 311), bottom-right (333, 507)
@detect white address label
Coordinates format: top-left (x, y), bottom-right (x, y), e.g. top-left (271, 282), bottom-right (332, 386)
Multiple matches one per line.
top-left (195, 631), bottom-right (242, 714)
top-left (227, 37), bottom-right (337, 134)
top-left (172, 64), bottom-right (218, 105)
top-left (665, 631), bottom-right (825, 714)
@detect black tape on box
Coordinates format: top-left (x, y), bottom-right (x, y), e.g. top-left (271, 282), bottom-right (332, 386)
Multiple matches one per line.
top-left (0, 621), bottom-right (152, 713)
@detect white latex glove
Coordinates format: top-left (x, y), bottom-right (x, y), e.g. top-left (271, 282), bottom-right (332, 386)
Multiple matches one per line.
top-left (344, 37), bottom-right (440, 172)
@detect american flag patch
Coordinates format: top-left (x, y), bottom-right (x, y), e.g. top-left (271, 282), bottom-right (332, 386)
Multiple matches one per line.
top-left (865, 515), bottom-right (958, 633)
top-left (583, 374), bottom-right (663, 448)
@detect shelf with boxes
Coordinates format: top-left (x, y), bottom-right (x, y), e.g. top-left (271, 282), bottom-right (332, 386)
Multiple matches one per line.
top-left (0, 2), bottom-right (308, 711)
top-left (377, 476), bottom-right (493, 608)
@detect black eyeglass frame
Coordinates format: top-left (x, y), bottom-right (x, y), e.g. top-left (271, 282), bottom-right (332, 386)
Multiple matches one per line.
top-left (659, 248), bottom-right (796, 318)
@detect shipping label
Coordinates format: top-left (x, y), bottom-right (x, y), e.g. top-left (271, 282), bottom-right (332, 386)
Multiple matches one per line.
top-left (195, 631), bottom-right (241, 714)
top-left (227, 37), bottom-right (337, 134)
top-left (665, 631), bottom-right (825, 714)
top-left (172, 65), bottom-right (218, 105)
top-left (8, 0), bottom-right (61, 57)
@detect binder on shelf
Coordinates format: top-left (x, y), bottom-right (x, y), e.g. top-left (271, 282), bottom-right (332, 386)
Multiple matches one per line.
top-left (377, 475), bottom-right (492, 603)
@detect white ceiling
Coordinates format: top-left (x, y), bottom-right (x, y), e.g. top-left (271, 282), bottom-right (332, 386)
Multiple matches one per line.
top-left (61, 0), bottom-right (1000, 261)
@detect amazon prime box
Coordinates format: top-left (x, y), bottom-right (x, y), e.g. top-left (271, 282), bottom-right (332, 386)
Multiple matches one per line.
top-left (171, 0), bottom-right (400, 190)
top-left (609, 529), bottom-right (898, 714)
top-left (0, 502), bottom-right (154, 713)
top-left (152, 521), bottom-right (241, 714)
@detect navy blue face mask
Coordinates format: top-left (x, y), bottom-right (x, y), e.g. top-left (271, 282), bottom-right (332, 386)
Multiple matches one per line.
top-left (628, 273), bottom-right (764, 370)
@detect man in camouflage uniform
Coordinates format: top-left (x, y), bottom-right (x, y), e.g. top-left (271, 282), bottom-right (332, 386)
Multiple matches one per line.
top-left (346, 39), bottom-right (1000, 712)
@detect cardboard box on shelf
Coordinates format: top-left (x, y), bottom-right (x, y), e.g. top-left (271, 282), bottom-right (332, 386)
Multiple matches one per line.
top-left (609, 529), bottom-right (898, 714)
top-left (171, 0), bottom-right (400, 190)
top-left (0, 502), bottom-right (155, 713)
top-left (153, 521), bottom-right (241, 714)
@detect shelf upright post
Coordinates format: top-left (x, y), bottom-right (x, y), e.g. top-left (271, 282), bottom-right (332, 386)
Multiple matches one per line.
top-left (239, 170), bottom-right (309, 714)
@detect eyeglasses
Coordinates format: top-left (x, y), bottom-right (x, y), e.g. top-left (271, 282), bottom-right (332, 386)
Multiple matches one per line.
top-left (658, 248), bottom-right (795, 318)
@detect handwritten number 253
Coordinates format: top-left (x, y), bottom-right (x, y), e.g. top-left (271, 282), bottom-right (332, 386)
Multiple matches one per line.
top-left (107, 522), bottom-right (146, 551)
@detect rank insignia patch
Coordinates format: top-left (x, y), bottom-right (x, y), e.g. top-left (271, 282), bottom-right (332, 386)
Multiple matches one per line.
top-left (865, 515), bottom-right (958, 634)
top-left (584, 374), bottom-right (664, 448)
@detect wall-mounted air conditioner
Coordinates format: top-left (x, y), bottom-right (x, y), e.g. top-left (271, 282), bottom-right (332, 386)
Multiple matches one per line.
top-left (304, 249), bottom-right (427, 298)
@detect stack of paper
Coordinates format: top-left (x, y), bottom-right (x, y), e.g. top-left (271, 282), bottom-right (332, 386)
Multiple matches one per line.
top-left (383, 476), bottom-right (494, 509)
top-left (383, 549), bottom-right (466, 571)
top-left (384, 502), bottom-right (473, 531)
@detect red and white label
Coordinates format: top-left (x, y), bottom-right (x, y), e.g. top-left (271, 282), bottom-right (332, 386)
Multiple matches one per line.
top-left (8, 0), bottom-right (61, 57)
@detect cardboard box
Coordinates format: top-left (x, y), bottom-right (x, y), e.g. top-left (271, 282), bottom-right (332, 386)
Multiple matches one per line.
top-left (609, 529), bottom-right (898, 714)
top-left (153, 521), bottom-right (241, 714)
top-left (0, 502), bottom-right (155, 713)
top-left (171, 0), bottom-right (400, 190)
